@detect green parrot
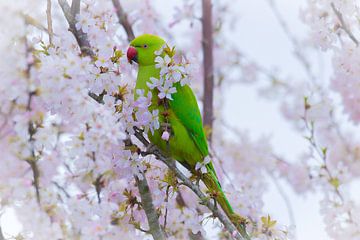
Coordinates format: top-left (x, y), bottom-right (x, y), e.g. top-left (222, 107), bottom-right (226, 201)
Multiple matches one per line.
top-left (127, 34), bottom-right (236, 224)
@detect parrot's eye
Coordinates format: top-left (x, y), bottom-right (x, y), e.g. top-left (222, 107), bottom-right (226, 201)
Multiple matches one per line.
top-left (143, 44), bottom-right (148, 48)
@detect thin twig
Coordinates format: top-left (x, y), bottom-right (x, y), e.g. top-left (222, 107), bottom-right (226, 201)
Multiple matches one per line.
top-left (46, 0), bottom-right (54, 45)
top-left (136, 174), bottom-right (166, 240)
top-left (22, 13), bottom-right (49, 33)
top-left (0, 102), bottom-right (15, 140)
top-left (202, 0), bottom-right (214, 141)
top-left (111, 0), bottom-right (135, 42)
top-left (331, 2), bottom-right (359, 46)
top-left (268, 174), bottom-right (296, 231)
top-left (302, 101), bottom-right (353, 222)
top-left (94, 174), bottom-right (103, 204)
top-left (267, 0), bottom-right (316, 82)
top-left (52, 181), bottom-right (71, 198)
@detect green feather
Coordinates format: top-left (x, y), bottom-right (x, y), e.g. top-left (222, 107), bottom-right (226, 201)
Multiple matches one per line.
top-left (131, 34), bottom-right (235, 219)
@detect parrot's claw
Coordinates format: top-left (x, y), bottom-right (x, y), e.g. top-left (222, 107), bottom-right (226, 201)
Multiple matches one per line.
top-left (230, 214), bottom-right (248, 226)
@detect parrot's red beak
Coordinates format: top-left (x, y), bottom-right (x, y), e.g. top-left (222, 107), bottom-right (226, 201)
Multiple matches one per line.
top-left (127, 46), bottom-right (138, 64)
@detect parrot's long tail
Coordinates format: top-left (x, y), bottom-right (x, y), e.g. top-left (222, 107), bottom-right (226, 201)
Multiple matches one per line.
top-left (202, 163), bottom-right (250, 239)
top-left (202, 162), bottom-right (234, 218)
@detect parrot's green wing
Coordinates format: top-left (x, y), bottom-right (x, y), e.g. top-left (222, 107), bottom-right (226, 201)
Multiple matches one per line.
top-left (170, 83), bottom-right (209, 158)
top-left (169, 84), bottom-right (232, 215)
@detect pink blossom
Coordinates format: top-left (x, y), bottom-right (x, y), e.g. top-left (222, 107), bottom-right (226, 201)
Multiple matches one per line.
top-left (161, 130), bottom-right (170, 141)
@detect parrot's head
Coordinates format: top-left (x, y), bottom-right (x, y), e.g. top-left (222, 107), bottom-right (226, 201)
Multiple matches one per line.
top-left (127, 34), bottom-right (166, 66)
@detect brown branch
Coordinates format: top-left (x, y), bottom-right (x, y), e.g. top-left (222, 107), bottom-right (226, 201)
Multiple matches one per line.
top-left (94, 174), bottom-right (103, 204)
top-left (71, 0), bottom-right (80, 18)
top-left (22, 14), bottom-right (49, 33)
top-left (46, 0), bottom-right (54, 45)
top-left (23, 33), bottom-right (42, 205)
top-left (58, 0), bottom-right (94, 57)
top-left (88, 90), bottom-right (105, 104)
top-left (58, 0), bottom-right (108, 104)
top-left (27, 158), bottom-right (41, 204)
top-left (133, 128), bottom-right (250, 240)
top-left (0, 225), bottom-right (4, 240)
top-left (111, 0), bottom-right (135, 42)
top-left (201, 0), bottom-right (214, 141)
top-left (52, 181), bottom-right (71, 198)
top-left (330, 2), bottom-right (359, 46)
top-left (136, 174), bottom-right (166, 240)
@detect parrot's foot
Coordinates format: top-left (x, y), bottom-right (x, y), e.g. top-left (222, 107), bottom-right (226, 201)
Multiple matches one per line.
top-left (199, 196), bottom-right (210, 206)
top-left (209, 190), bottom-right (220, 209)
top-left (189, 173), bottom-right (202, 187)
top-left (230, 213), bottom-right (248, 226)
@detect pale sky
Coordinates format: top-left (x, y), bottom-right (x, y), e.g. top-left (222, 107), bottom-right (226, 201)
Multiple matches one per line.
top-left (223, 1), bottom-right (328, 239)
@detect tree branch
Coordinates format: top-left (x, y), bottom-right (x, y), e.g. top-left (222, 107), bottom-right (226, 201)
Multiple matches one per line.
top-left (136, 174), bottom-right (166, 240)
top-left (201, 0), bottom-right (214, 141)
top-left (0, 225), bottom-right (5, 240)
top-left (52, 181), bottom-right (71, 198)
top-left (133, 128), bottom-right (250, 240)
top-left (111, 0), bottom-right (135, 42)
top-left (71, 0), bottom-right (80, 18)
top-left (24, 35), bottom-right (41, 205)
top-left (58, 0), bottom-right (94, 57)
top-left (330, 2), bottom-right (359, 46)
top-left (46, 0), bottom-right (54, 45)
top-left (27, 158), bottom-right (41, 205)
